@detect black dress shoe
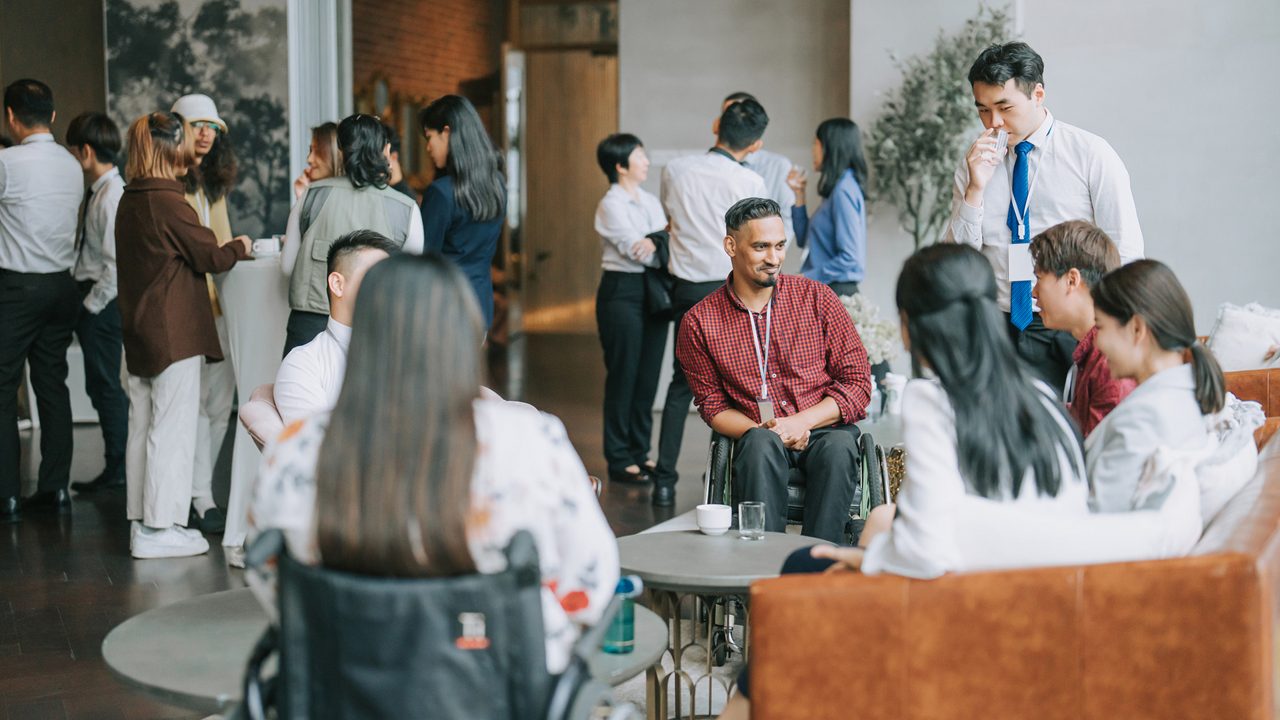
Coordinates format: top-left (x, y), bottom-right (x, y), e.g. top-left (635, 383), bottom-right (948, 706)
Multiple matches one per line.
top-left (24, 488), bottom-right (71, 513)
top-left (71, 470), bottom-right (126, 493)
top-left (190, 506), bottom-right (226, 534)
top-left (0, 496), bottom-right (19, 524)
top-left (651, 484), bottom-right (676, 507)
top-left (609, 468), bottom-right (651, 485)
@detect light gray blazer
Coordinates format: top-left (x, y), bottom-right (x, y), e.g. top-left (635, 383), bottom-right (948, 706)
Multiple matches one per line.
top-left (1084, 363), bottom-right (1207, 512)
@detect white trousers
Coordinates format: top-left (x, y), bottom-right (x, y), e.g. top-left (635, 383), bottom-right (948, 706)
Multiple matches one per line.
top-left (126, 356), bottom-right (201, 528)
top-left (193, 315), bottom-right (235, 503)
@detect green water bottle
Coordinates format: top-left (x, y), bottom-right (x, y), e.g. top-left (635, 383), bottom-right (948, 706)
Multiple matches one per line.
top-left (602, 575), bottom-right (643, 654)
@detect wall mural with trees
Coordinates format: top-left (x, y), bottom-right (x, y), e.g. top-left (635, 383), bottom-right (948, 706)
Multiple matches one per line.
top-left (105, 0), bottom-right (290, 238)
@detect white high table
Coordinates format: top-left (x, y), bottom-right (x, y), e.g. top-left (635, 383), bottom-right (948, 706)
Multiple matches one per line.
top-left (216, 253), bottom-right (290, 553)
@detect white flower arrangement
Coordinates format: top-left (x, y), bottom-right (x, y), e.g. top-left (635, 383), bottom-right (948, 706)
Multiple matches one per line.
top-left (839, 293), bottom-right (901, 366)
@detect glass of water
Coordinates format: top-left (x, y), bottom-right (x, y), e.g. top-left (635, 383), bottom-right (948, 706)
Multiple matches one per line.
top-left (738, 501), bottom-right (765, 541)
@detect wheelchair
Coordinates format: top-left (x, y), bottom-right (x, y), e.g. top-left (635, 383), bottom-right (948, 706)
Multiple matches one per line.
top-left (702, 427), bottom-right (889, 545)
top-left (237, 530), bottom-right (635, 720)
top-left (698, 427), bottom-right (890, 665)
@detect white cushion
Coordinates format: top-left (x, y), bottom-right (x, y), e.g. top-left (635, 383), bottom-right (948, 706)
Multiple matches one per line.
top-left (1207, 302), bottom-right (1280, 372)
top-left (1197, 394), bottom-right (1264, 526)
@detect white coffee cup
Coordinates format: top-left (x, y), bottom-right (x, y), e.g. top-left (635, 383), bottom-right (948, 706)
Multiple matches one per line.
top-left (695, 503), bottom-right (732, 536)
top-left (252, 237), bottom-right (281, 257)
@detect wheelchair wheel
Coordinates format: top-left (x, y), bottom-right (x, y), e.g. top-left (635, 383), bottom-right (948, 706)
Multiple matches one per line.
top-left (711, 628), bottom-right (729, 667)
top-left (860, 433), bottom-right (886, 509)
top-left (704, 432), bottom-right (733, 506)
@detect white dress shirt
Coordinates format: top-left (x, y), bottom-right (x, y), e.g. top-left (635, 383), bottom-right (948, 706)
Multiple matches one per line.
top-left (862, 378), bottom-right (1091, 579)
top-left (743, 148), bottom-right (796, 242)
top-left (249, 398), bottom-right (619, 673)
top-left (0, 133), bottom-right (84, 273)
top-left (1085, 363), bottom-right (1208, 513)
top-left (660, 150), bottom-right (768, 283)
top-left (595, 183), bottom-right (666, 273)
top-left (75, 167), bottom-right (125, 313)
top-left (273, 317), bottom-right (351, 424)
top-left (943, 111), bottom-right (1144, 312)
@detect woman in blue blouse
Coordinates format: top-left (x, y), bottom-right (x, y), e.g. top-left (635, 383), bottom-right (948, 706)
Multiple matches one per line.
top-left (419, 95), bottom-right (506, 329)
top-left (786, 118), bottom-right (868, 297)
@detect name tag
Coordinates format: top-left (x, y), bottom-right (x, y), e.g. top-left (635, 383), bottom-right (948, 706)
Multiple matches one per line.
top-left (757, 398), bottom-right (775, 424)
top-left (1008, 243), bottom-right (1035, 282)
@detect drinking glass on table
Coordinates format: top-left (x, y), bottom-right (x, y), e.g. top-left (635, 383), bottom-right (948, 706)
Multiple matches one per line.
top-left (738, 501), bottom-right (765, 541)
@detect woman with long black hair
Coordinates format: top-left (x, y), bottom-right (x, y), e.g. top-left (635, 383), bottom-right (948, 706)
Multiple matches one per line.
top-left (281, 113), bottom-right (423, 354)
top-left (813, 243), bottom-right (1091, 579)
top-left (785, 118), bottom-right (869, 296)
top-left (419, 95), bottom-right (506, 329)
top-left (250, 253), bottom-right (618, 673)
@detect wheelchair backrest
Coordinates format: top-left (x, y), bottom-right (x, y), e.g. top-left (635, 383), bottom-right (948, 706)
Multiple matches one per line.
top-left (275, 531), bottom-right (552, 720)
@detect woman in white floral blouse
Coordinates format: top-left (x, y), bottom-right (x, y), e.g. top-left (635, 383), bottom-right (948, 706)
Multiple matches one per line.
top-left (249, 253), bottom-right (619, 674)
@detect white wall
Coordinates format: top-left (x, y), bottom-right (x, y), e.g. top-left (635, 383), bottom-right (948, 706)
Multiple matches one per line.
top-left (620, 0), bottom-right (853, 401)
top-left (852, 0), bottom-right (1280, 334)
top-left (620, 0), bottom-right (850, 205)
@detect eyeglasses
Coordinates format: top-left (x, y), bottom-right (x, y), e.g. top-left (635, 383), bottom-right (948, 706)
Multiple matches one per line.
top-left (191, 120), bottom-right (222, 134)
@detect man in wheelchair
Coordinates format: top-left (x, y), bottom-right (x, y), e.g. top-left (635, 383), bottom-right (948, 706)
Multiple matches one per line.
top-left (674, 197), bottom-right (873, 543)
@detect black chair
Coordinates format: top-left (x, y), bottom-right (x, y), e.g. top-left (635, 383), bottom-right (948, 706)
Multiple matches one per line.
top-left (702, 429), bottom-right (887, 544)
top-left (238, 530), bottom-right (632, 720)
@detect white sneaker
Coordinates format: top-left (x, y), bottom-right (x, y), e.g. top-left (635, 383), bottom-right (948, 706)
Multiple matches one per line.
top-left (131, 525), bottom-right (210, 559)
top-left (176, 525), bottom-right (204, 540)
top-left (224, 545), bottom-right (246, 569)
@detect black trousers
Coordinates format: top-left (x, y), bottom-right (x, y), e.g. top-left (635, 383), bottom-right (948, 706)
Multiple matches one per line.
top-left (1006, 312), bottom-right (1077, 389)
top-left (596, 272), bottom-right (668, 475)
top-left (653, 279), bottom-right (722, 488)
top-left (731, 424), bottom-right (861, 544)
top-left (283, 310), bottom-right (329, 358)
top-left (75, 290), bottom-right (129, 480)
top-left (0, 269), bottom-right (80, 498)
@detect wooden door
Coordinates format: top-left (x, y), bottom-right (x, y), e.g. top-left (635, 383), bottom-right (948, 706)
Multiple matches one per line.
top-left (521, 49), bottom-right (618, 333)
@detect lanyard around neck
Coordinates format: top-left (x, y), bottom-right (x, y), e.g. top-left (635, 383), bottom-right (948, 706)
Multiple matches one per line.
top-left (1006, 120), bottom-right (1055, 241)
top-left (748, 300), bottom-right (773, 399)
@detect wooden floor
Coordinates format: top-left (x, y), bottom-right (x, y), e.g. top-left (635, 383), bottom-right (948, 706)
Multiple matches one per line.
top-left (0, 333), bottom-right (711, 719)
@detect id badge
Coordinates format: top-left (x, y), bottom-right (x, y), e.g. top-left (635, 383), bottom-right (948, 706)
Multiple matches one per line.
top-left (1008, 243), bottom-right (1034, 283)
top-left (757, 398), bottom-right (775, 424)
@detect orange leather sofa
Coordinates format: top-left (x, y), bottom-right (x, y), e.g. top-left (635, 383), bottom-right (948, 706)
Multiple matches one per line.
top-left (747, 368), bottom-right (1280, 720)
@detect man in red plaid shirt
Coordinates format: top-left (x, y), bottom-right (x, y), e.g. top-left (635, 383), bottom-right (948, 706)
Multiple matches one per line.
top-left (676, 197), bottom-right (873, 542)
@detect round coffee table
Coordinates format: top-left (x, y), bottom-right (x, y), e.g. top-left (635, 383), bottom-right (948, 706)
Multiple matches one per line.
top-left (103, 587), bottom-right (666, 714)
top-left (618, 530), bottom-right (830, 719)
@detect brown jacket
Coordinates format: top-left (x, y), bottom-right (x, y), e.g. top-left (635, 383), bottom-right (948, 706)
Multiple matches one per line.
top-left (116, 178), bottom-right (247, 377)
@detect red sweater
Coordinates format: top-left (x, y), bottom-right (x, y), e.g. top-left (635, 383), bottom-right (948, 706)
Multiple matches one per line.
top-left (1068, 327), bottom-right (1137, 437)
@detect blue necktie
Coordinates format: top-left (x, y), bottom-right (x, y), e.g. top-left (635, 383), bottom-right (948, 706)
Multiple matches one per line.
top-left (1007, 140), bottom-right (1035, 331)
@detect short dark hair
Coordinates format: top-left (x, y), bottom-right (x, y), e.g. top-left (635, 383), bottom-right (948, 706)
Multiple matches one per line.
top-left (327, 229), bottom-right (400, 276)
top-left (1028, 220), bottom-right (1120, 289)
top-left (595, 133), bottom-right (643, 183)
top-left (4, 79), bottom-right (55, 128)
top-left (65, 112), bottom-right (122, 166)
top-left (968, 42), bottom-right (1045, 97)
top-left (725, 197), bottom-right (781, 234)
top-left (722, 91), bottom-right (757, 105)
top-left (717, 98), bottom-right (768, 152)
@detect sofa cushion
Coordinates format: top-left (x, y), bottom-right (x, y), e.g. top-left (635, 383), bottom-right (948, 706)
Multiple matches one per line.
top-left (1208, 303), bottom-right (1280, 372)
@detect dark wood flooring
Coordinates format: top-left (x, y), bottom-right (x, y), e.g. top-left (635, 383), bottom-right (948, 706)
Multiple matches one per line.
top-left (0, 333), bottom-right (710, 718)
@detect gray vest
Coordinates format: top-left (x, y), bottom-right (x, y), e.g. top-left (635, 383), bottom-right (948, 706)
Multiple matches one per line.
top-left (288, 177), bottom-right (417, 313)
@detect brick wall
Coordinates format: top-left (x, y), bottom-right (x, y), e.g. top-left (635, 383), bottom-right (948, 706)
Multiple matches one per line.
top-left (352, 0), bottom-right (505, 106)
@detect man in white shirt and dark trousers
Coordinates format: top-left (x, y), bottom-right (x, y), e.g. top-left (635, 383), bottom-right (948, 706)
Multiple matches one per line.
top-left (273, 230), bottom-right (397, 424)
top-left (64, 112), bottom-right (129, 494)
top-left (651, 98), bottom-right (770, 507)
top-left (0, 80), bottom-right (84, 521)
top-left (720, 92), bottom-right (796, 242)
top-left (944, 42), bottom-right (1143, 387)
